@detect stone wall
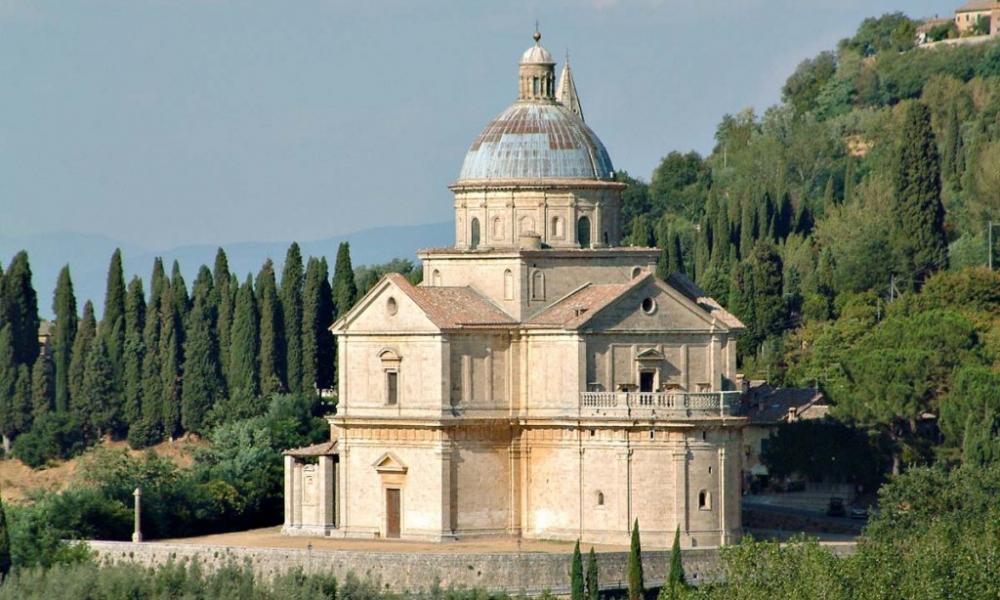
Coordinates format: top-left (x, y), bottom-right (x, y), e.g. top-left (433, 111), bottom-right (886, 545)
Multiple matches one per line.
top-left (87, 541), bottom-right (858, 594)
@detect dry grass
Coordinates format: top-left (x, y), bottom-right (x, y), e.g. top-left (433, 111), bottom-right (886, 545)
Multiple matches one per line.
top-left (0, 437), bottom-right (206, 504)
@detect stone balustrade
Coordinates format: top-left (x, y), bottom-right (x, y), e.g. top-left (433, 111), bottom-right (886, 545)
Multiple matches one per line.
top-left (579, 391), bottom-right (743, 419)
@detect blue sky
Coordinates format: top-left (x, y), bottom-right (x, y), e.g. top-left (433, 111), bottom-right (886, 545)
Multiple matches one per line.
top-left (0, 0), bottom-right (947, 250)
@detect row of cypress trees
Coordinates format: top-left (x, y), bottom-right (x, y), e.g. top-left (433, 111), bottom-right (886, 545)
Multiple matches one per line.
top-left (569, 520), bottom-right (687, 600)
top-left (0, 242), bottom-right (360, 457)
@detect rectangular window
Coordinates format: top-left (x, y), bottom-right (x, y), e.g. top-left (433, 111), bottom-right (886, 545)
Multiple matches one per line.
top-left (386, 371), bottom-right (398, 406)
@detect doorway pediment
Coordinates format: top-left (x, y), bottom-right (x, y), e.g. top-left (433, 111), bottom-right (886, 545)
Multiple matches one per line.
top-left (373, 452), bottom-right (408, 474)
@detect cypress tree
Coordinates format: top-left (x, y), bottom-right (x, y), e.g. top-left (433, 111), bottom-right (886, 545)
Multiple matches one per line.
top-left (739, 198), bottom-right (756, 259)
top-left (332, 242), bottom-right (358, 320)
top-left (669, 230), bottom-right (684, 275)
top-left (30, 353), bottom-right (54, 420)
top-left (122, 277), bottom-right (146, 430)
top-left (100, 249), bottom-right (127, 370)
top-left (570, 540), bottom-right (584, 600)
top-left (712, 200), bottom-right (730, 262)
top-left (160, 286), bottom-right (183, 440)
top-left (228, 275), bottom-right (261, 416)
top-left (181, 267), bottom-right (224, 434)
top-left (316, 258), bottom-right (335, 390)
top-left (729, 261), bottom-right (757, 358)
top-left (758, 191), bottom-right (776, 240)
top-left (68, 301), bottom-right (96, 409)
top-left (2, 252), bottom-right (40, 367)
top-left (281, 243), bottom-right (304, 393)
top-left (0, 327), bottom-right (17, 452)
top-left (627, 519), bottom-right (644, 600)
top-left (51, 266), bottom-right (77, 413)
top-left (666, 526), bottom-right (686, 596)
top-left (656, 245), bottom-right (670, 280)
top-left (942, 103), bottom-right (961, 183)
top-left (213, 249), bottom-right (234, 388)
top-left (892, 101), bottom-right (948, 290)
top-left (586, 547), bottom-right (599, 600)
top-left (774, 191), bottom-right (793, 240)
top-left (257, 260), bottom-right (283, 395)
top-left (301, 257), bottom-right (322, 394)
top-left (170, 261), bottom-right (190, 347)
top-left (749, 241), bottom-right (785, 345)
top-left (138, 259), bottom-right (166, 443)
top-left (0, 491), bottom-right (10, 578)
top-left (844, 160), bottom-right (856, 205)
top-left (822, 177), bottom-right (835, 208)
top-left (12, 365), bottom-right (30, 436)
top-left (80, 336), bottom-right (116, 440)
top-left (793, 201), bottom-right (813, 235)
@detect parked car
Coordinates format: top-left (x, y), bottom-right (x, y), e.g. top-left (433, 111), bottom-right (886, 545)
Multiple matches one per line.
top-left (849, 506), bottom-right (869, 520)
top-left (826, 497), bottom-right (846, 517)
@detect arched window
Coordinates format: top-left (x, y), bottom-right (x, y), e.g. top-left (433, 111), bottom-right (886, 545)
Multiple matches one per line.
top-left (431, 269), bottom-right (442, 286)
top-left (531, 271), bottom-right (545, 301)
top-left (386, 297), bottom-right (398, 316)
top-left (503, 269), bottom-right (514, 301)
top-left (698, 490), bottom-right (712, 511)
top-left (470, 218), bottom-right (481, 249)
top-left (492, 217), bottom-right (504, 241)
top-left (551, 216), bottom-right (563, 238)
top-left (597, 491), bottom-right (605, 506)
top-left (631, 267), bottom-right (643, 279)
top-left (577, 216), bottom-right (591, 248)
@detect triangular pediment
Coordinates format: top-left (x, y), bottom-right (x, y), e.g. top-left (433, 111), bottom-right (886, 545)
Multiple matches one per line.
top-left (582, 278), bottom-right (725, 333)
top-left (373, 452), bottom-right (408, 474)
top-left (636, 347), bottom-right (666, 360)
top-left (331, 275), bottom-right (439, 334)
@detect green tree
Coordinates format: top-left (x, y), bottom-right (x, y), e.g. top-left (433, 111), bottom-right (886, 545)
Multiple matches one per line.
top-left (137, 260), bottom-right (166, 445)
top-left (181, 267), bottom-right (224, 434)
top-left (11, 365), bottom-right (31, 437)
top-left (122, 277), bottom-right (146, 433)
top-left (316, 258), bottom-right (335, 390)
top-left (256, 259), bottom-right (284, 395)
top-left (30, 353), bottom-right (54, 420)
top-left (891, 101), bottom-right (948, 290)
top-left (659, 526), bottom-right (686, 600)
top-left (67, 301), bottom-right (96, 413)
top-left (2, 252), bottom-right (40, 367)
top-left (0, 326), bottom-right (16, 452)
top-left (586, 547), bottom-right (599, 600)
top-left (629, 215), bottom-right (656, 248)
top-left (160, 289), bottom-right (183, 441)
top-left (332, 242), bottom-right (358, 319)
top-left (301, 257), bottom-right (326, 393)
top-left (782, 51), bottom-right (837, 115)
top-left (570, 540), bottom-right (584, 600)
top-left (280, 243), bottom-right (304, 393)
top-left (0, 490), bottom-right (10, 578)
top-left (749, 240), bottom-right (786, 344)
top-left (214, 248), bottom-right (234, 389)
top-left (99, 249), bottom-right (126, 378)
top-left (51, 266), bottom-right (77, 414)
top-left (227, 275), bottom-right (261, 418)
top-left (627, 519), bottom-right (644, 600)
top-left (80, 337), bottom-right (116, 439)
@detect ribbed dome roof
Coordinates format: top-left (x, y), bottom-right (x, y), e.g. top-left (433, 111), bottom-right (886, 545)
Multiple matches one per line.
top-left (457, 102), bottom-right (615, 182)
top-left (521, 43), bottom-right (553, 64)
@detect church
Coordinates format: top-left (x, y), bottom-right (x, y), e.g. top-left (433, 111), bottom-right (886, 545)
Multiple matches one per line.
top-left (283, 31), bottom-right (747, 548)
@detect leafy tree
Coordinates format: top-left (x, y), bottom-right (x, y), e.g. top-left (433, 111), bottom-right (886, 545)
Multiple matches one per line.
top-left (843, 12), bottom-right (916, 56)
top-left (617, 170), bottom-right (652, 237)
top-left (891, 101), bottom-right (947, 290)
top-left (761, 419), bottom-right (888, 489)
top-left (51, 266), bottom-right (77, 414)
top-left (939, 365), bottom-right (1000, 447)
top-left (122, 277), bottom-right (146, 432)
top-left (256, 259), bottom-right (283, 395)
top-left (181, 267), bottom-right (224, 434)
top-left (570, 540), bottom-right (584, 600)
top-left (67, 301), bottom-right (96, 411)
top-left (783, 51), bottom-right (837, 115)
top-left (315, 258), bottom-right (335, 390)
top-left (627, 519), bottom-right (644, 600)
top-left (629, 215), bottom-right (656, 248)
top-left (280, 243), bottom-right (304, 393)
top-left (1, 252), bottom-right (39, 368)
top-left (11, 365), bottom-right (31, 440)
top-left (749, 241), bottom-right (785, 344)
top-left (649, 151), bottom-right (708, 220)
top-left (585, 547), bottom-right (599, 600)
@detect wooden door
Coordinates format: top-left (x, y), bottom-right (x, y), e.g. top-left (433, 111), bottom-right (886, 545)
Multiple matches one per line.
top-left (385, 488), bottom-right (401, 538)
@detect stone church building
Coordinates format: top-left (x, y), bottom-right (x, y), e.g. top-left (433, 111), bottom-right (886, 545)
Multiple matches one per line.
top-left (284, 32), bottom-right (746, 548)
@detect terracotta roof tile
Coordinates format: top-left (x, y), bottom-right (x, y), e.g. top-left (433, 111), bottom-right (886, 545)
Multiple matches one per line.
top-left (665, 272), bottom-right (745, 330)
top-left (528, 275), bottom-right (649, 328)
top-left (284, 441), bottom-right (338, 457)
top-left (386, 273), bottom-right (516, 329)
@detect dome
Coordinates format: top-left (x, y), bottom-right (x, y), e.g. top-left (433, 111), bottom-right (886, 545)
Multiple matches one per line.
top-left (457, 102), bottom-right (615, 181)
top-left (521, 43), bottom-right (553, 65)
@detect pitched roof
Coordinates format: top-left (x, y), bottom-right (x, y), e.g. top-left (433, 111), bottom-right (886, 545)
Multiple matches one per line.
top-left (284, 441), bottom-right (338, 457)
top-left (384, 273), bottom-right (516, 329)
top-left (956, 0), bottom-right (999, 11)
top-left (665, 272), bottom-right (745, 330)
top-left (743, 384), bottom-right (827, 425)
top-left (527, 275), bottom-right (649, 328)
top-left (556, 57), bottom-right (584, 121)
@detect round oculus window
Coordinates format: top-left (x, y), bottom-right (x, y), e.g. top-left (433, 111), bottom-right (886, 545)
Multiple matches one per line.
top-left (641, 297), bottom-right (656, 314)
top-left (386, 296), bottom-right (398, 316)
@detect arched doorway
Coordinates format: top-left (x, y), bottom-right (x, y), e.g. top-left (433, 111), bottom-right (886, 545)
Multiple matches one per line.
top-left (577, 216), bottom-right (592, 248)
top-left (470, 218), bottom-right (481, 249)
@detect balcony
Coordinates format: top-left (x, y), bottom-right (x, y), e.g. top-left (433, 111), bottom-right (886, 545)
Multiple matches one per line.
top-left (579, 391), bottom-right (743, 419)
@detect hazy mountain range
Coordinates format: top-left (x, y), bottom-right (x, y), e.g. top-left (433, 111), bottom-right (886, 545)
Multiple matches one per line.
top-left (0, 222), bottom-right (452, 319)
